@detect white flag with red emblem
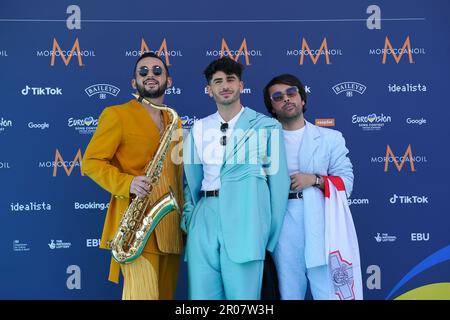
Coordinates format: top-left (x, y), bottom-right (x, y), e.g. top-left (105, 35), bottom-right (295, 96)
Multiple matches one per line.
top-left (324, 176), bottom-right (363, 300)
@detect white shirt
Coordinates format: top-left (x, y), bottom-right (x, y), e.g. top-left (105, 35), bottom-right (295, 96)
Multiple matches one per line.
top-left (192, 107), bottom-right (245, 191)
top-left (284, 127), bottom-right (305, 210)
top-left (283, 127), bottom-right (305, 176)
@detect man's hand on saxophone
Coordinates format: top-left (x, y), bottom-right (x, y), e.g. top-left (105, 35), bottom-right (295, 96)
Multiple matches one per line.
top-left (130, 176), bottom-right (151, 198)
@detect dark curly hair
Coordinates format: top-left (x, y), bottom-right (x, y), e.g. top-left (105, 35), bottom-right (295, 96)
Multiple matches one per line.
top-left (203, 57), bottom-right (244, 84)
top-left (263, 74), bottom-right (307, 118)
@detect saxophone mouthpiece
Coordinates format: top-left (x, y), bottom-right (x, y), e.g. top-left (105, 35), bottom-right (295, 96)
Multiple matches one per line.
top-left (131, 93), bottom-right (167, 109)
top-left (131, 93), bottom-right (147, 104)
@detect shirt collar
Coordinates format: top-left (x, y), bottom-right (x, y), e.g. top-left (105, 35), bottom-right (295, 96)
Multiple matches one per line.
top-left (215, 106), bottom-right (245, 129)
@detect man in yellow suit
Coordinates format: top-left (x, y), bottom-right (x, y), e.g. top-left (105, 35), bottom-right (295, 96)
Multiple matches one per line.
top-left (82, 52), bottom-right (184, 300)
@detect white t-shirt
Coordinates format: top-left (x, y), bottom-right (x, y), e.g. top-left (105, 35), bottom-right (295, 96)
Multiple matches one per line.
top-left (192, 107), bottom-right (245, 191)
top-left (283, 127), bottom-right (305, 176)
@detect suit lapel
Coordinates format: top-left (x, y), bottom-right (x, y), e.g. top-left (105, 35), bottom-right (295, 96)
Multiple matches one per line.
top-left (222, 107), bottom-right (256, 167)
top-left (184, 131), bottom-right (203, 205)
top-left (298, 120), bottom-right (320, 172)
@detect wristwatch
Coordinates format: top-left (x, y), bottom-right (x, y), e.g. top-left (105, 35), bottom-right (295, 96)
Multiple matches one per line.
top-left (313, 174), bottom-right (322, 188)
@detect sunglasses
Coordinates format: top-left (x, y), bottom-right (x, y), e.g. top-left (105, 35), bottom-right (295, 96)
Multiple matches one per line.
top-left (270, 86), bottom-right (299, 103)
top-left (220, 122), bottom-right (228, 146)
top-left (138, 65), bottom-right (163, 77)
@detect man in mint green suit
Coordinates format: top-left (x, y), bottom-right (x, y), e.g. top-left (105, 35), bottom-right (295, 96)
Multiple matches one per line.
top-left (181, 57), bottom-right (290, 300)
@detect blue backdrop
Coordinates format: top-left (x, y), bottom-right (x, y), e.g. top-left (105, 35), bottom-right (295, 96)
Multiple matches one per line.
top-left (1, 0), bottom-right (449, 300)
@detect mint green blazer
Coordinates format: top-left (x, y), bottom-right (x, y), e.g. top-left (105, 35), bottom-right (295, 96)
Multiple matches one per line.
top-left (181, 107), bottom-right (290, 263)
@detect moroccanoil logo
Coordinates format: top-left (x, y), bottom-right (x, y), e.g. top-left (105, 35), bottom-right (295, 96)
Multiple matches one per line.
top-left (369, 36), bottom-right (426, 64)
top-left (38, 149), bottom-right (84, 176)
top-left (125, 38), bottom-right (182, 66)
top-left (286, 38), bottom-right (342, 65)
top-left (206, 38), bottom-right (263, 66)
top-left (370, 145), bottom-right (427, 172)
top-left (384, 145), bottom-right (415, 172)
top-left (383, 36), bottom-right (413, 64)
top-left (53, 149), bottom-right (83, 176)
top-left (36, 38), bottom-right (95, 66)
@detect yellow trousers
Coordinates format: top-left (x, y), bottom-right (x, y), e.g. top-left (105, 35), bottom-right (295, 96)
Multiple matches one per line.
top-left (118, 233), bottom-right (181, 300)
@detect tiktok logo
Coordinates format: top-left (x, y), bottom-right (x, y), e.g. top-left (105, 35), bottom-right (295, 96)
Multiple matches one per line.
top-left (21, 85), bottom-right (63, 96)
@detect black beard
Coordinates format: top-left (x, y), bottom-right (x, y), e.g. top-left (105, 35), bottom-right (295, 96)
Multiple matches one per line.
top-left (137, 80), bottom-right (167, 99)
top-left (277, 104), bottom-right (304, 122)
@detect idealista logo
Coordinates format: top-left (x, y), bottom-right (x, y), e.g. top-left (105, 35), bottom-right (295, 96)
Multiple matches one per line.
top-left (36, 38), bottom-right (95, 66)
top-left (0, 117), bottom-right (13, 133)
top-left (370, 144), bottom-right (427, 172)
top-left (21, 85), bottom-right (63, 96)
top-left (165, 80), bottom-right (182, 95)
top-left (374, 233), bottom-right (397, 243)
top-left (85, 84), bottom-right (120, 100)
top-left (38, 149), bottom-right (84, 176)
top-left (388, 83), bottom-right (427, 93)
top-left (125, 38), bottom-right (182, 66)
top-left (332, 82), bottom-right (367, 97)
top-left (206, 38), bottom-right (262, 66)
top-left (287, 37), bottom-right (342, 65)
top-left (369, 36), bottom-right (425, 64)
top-left (48, 239), bottom-right (72, 250)
top-left (352, 113), bottom-right (392, 131)
top-left (10, 201), bottom-right (52, 212)
top-left (165, 86), bottom-right (182, 95)
top-left (68, 117), bottom-right (98, 135)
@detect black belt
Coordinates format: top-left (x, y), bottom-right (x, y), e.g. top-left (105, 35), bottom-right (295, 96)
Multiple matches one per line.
top-left (200, 189), bottom-right (219, 197)
top-left (288, 191), bottom-right (303, 200)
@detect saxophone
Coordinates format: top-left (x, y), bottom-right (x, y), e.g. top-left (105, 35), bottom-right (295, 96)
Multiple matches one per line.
top-left (110, 93), bottom-right (181, 264)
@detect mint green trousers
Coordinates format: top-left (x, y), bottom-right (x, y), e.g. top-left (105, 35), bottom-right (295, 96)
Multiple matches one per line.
top-left (185, 197), bottom-right (264, 300)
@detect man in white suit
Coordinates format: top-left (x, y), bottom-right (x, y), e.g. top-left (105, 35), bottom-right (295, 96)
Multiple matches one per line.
top-left (263, 74), bottom-right (354, 300)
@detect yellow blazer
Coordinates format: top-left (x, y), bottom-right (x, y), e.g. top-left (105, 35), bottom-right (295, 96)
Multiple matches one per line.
top-left (82, 99), bottom-right (184, 281)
